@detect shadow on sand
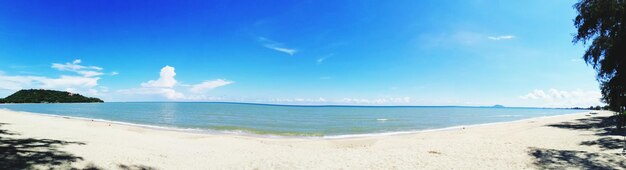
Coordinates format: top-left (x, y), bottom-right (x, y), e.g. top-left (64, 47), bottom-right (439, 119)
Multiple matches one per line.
top-left (530, 148), bottom-right (626, 169)
top-left (529, 113), bottom-right (626, 169)
top-left (0, 122), bottom-right (156, 170)
top-left (0, 122), bottom-right (85, 169)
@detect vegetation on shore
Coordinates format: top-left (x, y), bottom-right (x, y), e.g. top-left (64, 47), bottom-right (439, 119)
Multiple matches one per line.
top-left (574, 0), bottom-right (626, 112)
top-left (571, 105), bottom-right (610, 110)
top-left (0, 89), bottom-right (103, 103)
top-left (574, 0), bottom-right (626, 128)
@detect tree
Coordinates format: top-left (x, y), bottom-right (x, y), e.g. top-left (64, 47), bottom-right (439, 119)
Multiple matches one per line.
top-left (573, 0), bottom-right (626, 113)
top-left (0, 89), bottom-right (103, 103)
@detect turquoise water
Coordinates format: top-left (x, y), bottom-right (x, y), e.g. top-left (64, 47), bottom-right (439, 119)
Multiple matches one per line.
top-left (0, 102), bottom-right (585, 137)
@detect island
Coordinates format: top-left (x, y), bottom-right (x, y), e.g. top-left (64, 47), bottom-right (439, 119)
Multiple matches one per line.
top-left (0, 89), bottom-right (103, 103)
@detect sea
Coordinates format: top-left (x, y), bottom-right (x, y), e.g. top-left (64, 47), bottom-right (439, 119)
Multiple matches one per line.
top-left (0, 102), bottom-right (586, 138)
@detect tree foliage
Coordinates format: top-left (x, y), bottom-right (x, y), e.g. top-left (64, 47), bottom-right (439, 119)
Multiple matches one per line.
top-left (0, 89), bottom-right (103, 103)
top-left (574, 0), bottom-right (626, 111)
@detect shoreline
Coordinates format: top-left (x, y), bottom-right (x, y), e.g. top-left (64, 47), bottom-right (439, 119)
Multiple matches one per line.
top-left (0, 108), bottom-right (622, 169)
top-left (325, 110), bottom-right (600, 139)
top-left (0, 101), bottom-right (587, 109)
top-left (0, 108), bottom-right (596, 140)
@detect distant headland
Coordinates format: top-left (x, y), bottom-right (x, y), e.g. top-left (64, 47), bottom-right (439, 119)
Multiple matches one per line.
top-left (0, 89), bottom-right (103, 103)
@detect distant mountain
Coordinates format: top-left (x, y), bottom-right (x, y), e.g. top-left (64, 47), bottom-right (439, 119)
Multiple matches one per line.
top-left (0, 89), bottom-right (103, 103)
top-left (492, 104), bottom-right (505, 108)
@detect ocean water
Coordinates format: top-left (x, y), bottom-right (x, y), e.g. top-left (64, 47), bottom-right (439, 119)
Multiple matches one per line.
top-left (0, 102), bottom-right (586, 137)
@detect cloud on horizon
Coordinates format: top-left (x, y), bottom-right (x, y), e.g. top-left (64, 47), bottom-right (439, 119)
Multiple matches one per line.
top-left (117, 87), bottom-right (185, 100)
top-left (267, 97), bottom-right (412, 105)
top-left (0, 59), bottom-right (105, 96)
top-left (190, 79), bottom-right (233, 93)
top-left (519, 88), bottom-right (602, 107)
top-left (0, 61), bottom-right (232, 101)
top-left (119, 65), bottom-right (233, 100)
top-left (141, 65), bottom-right (177, 88)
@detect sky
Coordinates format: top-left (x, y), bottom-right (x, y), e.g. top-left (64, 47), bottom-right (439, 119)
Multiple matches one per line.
top-left (0, 0), bottom-right (603, 107)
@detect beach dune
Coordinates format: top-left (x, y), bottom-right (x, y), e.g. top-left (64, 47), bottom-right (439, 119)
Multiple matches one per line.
top-left (0, 109), bottom-right (624, 169)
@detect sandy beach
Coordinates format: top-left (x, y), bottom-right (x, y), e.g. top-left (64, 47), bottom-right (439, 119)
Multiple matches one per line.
top-left (1, 109), bottom-right (625, 169)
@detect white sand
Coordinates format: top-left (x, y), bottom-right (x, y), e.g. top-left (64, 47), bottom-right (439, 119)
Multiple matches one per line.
top-left (0, 109), bottom-right (624, 169)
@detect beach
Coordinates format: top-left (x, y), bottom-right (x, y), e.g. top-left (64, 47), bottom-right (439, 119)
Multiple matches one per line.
top-left (1, 109), bottom-right (624, 169)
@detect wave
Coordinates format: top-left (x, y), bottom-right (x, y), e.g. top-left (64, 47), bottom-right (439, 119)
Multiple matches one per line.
top-left (0, 108), bottom-right (590, 139)
top-left (1, 108), bottom-right (462, 138)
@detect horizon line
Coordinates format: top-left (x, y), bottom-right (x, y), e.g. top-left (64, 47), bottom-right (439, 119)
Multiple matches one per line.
top-left (83, 101), bottom-right (587, 109)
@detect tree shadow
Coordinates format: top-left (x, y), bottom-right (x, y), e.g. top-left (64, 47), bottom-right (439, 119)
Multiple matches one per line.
top-left (581, 137), bottom-right (626, 151)
top-left (118, 164), bottom-right (157, 170)
top-left (529, 148), bottom-right (626, 169)
top-left (0, 122), bottom-right (87, 169)
top-left (548, 115), bottom-right (626, 151)
top-left (0, 122), bottom-right (157, 170)
top-left (547, 115), bottom-right (625, 136)
top-left (529, 114), bottom-right (626, 169)
top-left (80, 163), bottom-right (157, 170)
top-left (0, 123), bottom-right (18, 136)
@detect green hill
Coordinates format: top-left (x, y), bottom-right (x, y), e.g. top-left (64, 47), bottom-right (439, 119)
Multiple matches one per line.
top-left (0, 89), bottom-right (103, 103)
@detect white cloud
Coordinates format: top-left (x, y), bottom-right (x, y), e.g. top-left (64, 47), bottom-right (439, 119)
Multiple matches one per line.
top-left (336, 97), bottom-right (412, 105)
top-left (266, 97), bottom-right (412, 105)
top-left (51, 59), bottom-right (104, 77)
top-left (0, 75), bottom-right (100, 91)
top-left (117, 88), bottom-right (185, 100)
top-left (110, 72), bottom-right (119, 76)
top-left (1, 61), bottom-right (234, 101)
top-left (38, 75), bottom-right (99, 89)
top-left (0, 60), bottom-right (105, 97)
top-left (316, 58), bottom-right (326, 64)
top-left (259, 37), bottom-right (297, 55)
top-left (118, 65), bottom-right (232, 100)
top-left (190, 79), bottom-right (233, 93)
top-left (519, 88), bottom-right (602, 107)
top-left (264, 44), bottom-right (297, 55)
top-left (126, 65), bottom-right (181, 99)
top-left (77, 70), bottom-right (103, 77)
top-left (0, 74), bottom-right (38, 90)
top-left (316, 54), bottom-right (333, 64)
top-left (487, 35), bottom-right (515, 40)
top-left (269, 97), bottom-right (328, 103)
top-left (141, 65), bottom-right (177, 88)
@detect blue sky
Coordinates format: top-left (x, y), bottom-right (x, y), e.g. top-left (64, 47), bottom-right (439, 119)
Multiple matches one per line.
top-left (0, 0), bottom-right (602, 107)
